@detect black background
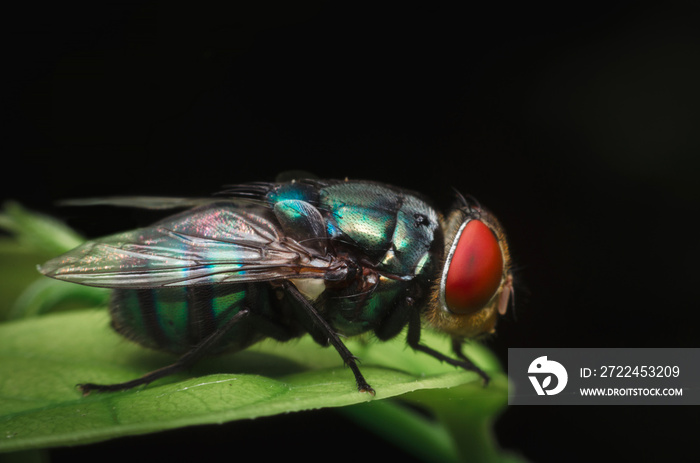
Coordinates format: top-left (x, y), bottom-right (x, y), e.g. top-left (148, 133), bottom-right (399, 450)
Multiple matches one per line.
top-left (3, 2), bottom-right (699, 462)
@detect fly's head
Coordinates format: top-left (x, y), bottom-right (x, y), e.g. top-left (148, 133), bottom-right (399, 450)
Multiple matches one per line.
top-left (426, 196), bottom-right (513, 339)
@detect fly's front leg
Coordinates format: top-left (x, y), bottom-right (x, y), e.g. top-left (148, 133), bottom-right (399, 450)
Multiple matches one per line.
top-left (78, 308), bottom-right (252, 395)
top-left (407, 310), bottom-right (490, 385)
top-left (282, 281), bottom-right (375, 395)
top-left (451, 337), bottom-right (490, 386)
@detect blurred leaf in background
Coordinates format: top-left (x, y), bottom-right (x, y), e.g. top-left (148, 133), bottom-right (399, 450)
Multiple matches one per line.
top-left (0, 202), bottom-right (109, 321)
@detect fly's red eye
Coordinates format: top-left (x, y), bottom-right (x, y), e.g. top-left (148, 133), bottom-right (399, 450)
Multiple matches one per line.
top-left (444, 220), bottom-right (504, 314)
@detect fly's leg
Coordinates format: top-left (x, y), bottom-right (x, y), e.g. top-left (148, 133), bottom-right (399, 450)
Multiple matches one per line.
top-left (282, 281), bottom-right (375, 395)
top-left (450, 337), bottom-right (490, 386)
top-left (78, 308), bottom-right (251, 395)
top-left (407, 310), bottom-right (490, 385)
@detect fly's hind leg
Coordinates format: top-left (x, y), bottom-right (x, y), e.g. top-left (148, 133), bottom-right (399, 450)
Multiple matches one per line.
top-left (282, 281), bottom-right (375, 395)
top-left (78, 308), bottom-right (252, 395)
top-left (407, 310), bottom-right (490, 385)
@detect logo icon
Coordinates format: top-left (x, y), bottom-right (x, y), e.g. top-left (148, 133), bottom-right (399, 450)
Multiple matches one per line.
top-left (528, 356), bottom-right (568, 395)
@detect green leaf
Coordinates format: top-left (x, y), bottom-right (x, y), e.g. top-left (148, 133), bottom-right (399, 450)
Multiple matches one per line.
top-left (0, 202), bottom-right (88, 321)
top-left (7, 278), bottom-right (109, 321)
top-left (0, 310), bottom-right (505, 455)
top-left (0, 202), bottom-right (83, 256)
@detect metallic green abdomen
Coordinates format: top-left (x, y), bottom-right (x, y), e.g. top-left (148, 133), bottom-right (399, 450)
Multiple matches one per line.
top-left (110, 284), bottom-right (273, 355)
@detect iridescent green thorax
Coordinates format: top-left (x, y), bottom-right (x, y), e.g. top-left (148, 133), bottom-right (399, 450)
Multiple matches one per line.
top-left (268, 180), bottom-right (440, 274)
top-left (319, 183), bottom-right (440, 275)
top-left (266, 180), bottom-right (442, 338)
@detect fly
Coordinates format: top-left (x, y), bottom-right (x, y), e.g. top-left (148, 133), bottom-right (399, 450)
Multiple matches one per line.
top-left (40, 177), bottom-right (513, 395)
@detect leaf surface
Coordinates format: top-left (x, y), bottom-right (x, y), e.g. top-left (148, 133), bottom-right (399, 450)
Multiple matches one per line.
top-left (0, 309), bottom-right (504, 453)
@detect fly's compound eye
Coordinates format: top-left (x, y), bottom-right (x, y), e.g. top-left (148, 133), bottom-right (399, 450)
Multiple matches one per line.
top-left (444, 219), bottom-right (504, 314)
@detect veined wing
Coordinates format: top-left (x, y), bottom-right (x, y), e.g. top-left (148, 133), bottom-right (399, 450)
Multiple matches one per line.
top-left (57, 196), bottom-right (259, 210)
top-left (39, 202), bottom-right (332, 288)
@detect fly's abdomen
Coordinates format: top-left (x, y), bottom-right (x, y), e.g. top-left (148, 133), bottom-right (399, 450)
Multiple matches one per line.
top-left (110, 284), bottom-right (268, 355)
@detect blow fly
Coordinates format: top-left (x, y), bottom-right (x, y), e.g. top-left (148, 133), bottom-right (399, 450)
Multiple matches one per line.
top-left (40, 178), bottom-right (513, 395)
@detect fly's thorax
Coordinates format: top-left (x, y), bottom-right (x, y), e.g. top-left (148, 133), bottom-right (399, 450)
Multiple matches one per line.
top-left (322, 272), bottom-right (415, 337)
top-left (425, 206), bottom-right (513, 338)
top-left (318, 182), bottom-right (441, 276)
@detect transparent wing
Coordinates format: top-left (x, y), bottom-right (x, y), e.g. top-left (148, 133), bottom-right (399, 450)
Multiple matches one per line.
top-left (39, 202), bottom-right (332, 288)
top-left (57, 196), bottom-right (248, 210)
